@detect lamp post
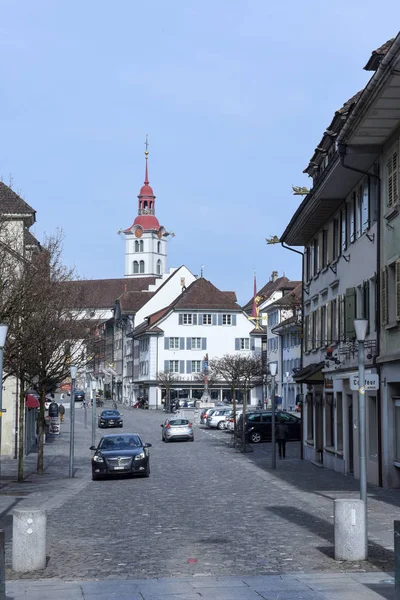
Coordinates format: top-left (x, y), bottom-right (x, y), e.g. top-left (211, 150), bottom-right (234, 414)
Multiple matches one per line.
top-left (0, 325), bottom-right (8, 483)
top-left (270, 363), bottom-right (277, 469)
top-left (69, 365), bottom-right (77, 478)
top-left (285, 371), bottom-right (290, 410)
top-left (354, 319), bottom-right (368, 508)
top-left (91, 380), bottom-right (97, 448)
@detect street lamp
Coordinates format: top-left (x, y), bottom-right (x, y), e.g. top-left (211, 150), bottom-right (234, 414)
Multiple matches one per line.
top-left (270, 362), bottom-right (277, 469)
top-left (69, 365), bottom-right (77, 478)
top-left (0, 325), bottom-right (8, 482)
top-left (354, 318), bottom-right (368, 505)
top-left (91, 380), bottom-right (97, 448)
top-left (285, 371), bottom-right (290, 410)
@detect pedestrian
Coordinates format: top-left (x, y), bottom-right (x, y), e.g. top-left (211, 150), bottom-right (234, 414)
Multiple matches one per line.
top-left (59, 402), bottom-right (65, 423)
top-left (275, 417), bottom-right (289, 459)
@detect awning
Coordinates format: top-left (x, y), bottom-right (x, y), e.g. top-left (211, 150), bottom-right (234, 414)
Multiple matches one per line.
top-left (26, 394), bottom-right (40, 409)
top-left (293, 362), bottom-right (325, 384)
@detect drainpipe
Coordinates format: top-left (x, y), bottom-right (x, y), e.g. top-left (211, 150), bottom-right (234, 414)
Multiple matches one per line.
top-left (337, 146), bottom-right (383, 487)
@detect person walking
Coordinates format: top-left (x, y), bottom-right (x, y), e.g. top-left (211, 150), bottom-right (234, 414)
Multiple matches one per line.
top-left (275, 417), bottom-right (289, 459)
top-left (59, 402), bottom-right (65, 423)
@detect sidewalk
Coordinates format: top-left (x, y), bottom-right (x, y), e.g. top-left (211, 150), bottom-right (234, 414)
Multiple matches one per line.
top-left (5, 572), bottom-right (398, 599)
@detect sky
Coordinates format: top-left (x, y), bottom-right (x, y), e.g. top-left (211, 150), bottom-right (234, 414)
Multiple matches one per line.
top-left (0, 1), bottom-right (399, 304)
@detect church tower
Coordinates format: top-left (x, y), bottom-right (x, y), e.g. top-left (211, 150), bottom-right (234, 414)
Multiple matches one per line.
top-left (124, 141), bottom-right (168, 278)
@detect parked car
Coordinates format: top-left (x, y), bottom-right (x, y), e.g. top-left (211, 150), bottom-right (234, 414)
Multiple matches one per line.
top-left (161, 417), bottom-right (194, 442)
top-left (226, 409), bottom-right (243, 432)
top-left (206, 409), bottom-right (233, 429)
top-left (200, 408), bottom-right (215, 425)
top-left (90, 433), bottom-right (151, 480)
top-left (74, 389), bottom-right (85, 402)
top-left (98, 409), bottom-right (123, 428)
top-left (237, 410), bottom-right (301, 443)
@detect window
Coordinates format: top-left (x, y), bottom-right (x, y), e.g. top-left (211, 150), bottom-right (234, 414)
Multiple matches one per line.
top-left (240, 338), bottom-right (250, 350)
top-left (169, 338), bottom-right (179, 349)
top-left (203, 314), bottom-right (212, 325)
top-left (139, 338), bottom-right (149, 352)
top-left (169, 360), bottom-right (179, 373)
top-left (322, 230), bottom-right (328, 268)
top-left (183, 314), bottom-right (193, 325)
top-left (305, 247), bottom-right (311, 282)
top-left (139, 240), bottom-right (143, 252)
top-left (333, 218), bottom-right (339, 260)
top-left (269, 311), bottom-right (279, 327)
top-left (337, 393), bottom-right (343, 452)
top-left (191, 360), bottom-right (201, 373)
top-left (348, 193), bottom-right (356, 243)
top-left (157, 260), bottom-right (162, 275)
top-left (139, 361), bottom-right (148, 375)
top-left (325, 393), bottom-right (334, 448)
top-left (341, 207), bottom-right (347, 252)
top-left (191, 337), bottom-right (202, 349)
top-left (133, 261), bottom-right (139, 274)
top-left (369, 396), bottom-right (378, 459)
top-left (356, 186), bottom-right (362, 239)
top-left (157, 241), bottom-right (161, 253)
top-left (222, 314), bottom-right (232, 325)
top-left (139, 260), bottom-right (145, 274)
top-left (306, 394), bottom-right (314, 442)
top-left (313, 238), bottom-right (319, 274)
top-left (361, 181), bottom-right (369, 233)
top-left (135, 240), bottom-right (139, 252)
top-left (387, 149), bottom-right (398, 208)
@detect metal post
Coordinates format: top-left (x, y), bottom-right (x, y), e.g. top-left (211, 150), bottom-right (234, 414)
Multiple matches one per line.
top-left (69, 376), bottom-right (76, 478)
top-left (0, 530), bottom-right (5, 600)
top-left (84, 398), bottom-right (87, 430)
top-left (91, 382), bottom-right (96, 448)
top-left (0, 348), bottom-right (3, 483)
top-left (394, 520), bottom-right (400, 593)
top-left (358, 339), bottom-right (367, 506)
top-left (271, 373), bottom-right (276, 469)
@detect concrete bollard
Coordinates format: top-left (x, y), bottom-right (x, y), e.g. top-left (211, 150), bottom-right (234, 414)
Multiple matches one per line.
top-left (394, 520), bottom-right (400, 591)
top-left (0, 530), bottom-right (5, 600)
top-left (334, 499), bottom-right (367, 561)
top-left (12, 509), bottom-right (46, 572)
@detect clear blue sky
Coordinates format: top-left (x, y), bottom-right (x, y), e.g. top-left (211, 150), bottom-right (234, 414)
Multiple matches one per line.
top-left (0, 1), bottom-right (397, 303)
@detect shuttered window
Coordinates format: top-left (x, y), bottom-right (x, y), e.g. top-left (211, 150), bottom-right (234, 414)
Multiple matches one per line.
top-left (339, 295), bottom-right (345, 341)
top-left (381, 267), bottom-right (388, 326)
top-left (326, 301), bottom-right (332, 346)
top-left (345, 288), bottom-right (356, 339)
top-left (387, 150), bottom-right (398, 208)
top-left (396, 261), bottom-right (400, 321)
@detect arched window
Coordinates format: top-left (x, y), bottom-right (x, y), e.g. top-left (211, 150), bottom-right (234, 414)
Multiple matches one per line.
top-left (144, 200), bottom-right (148, 209)
top-left (135, 241), bottom-right (139, 252)
top-left (139, 240), bottom-right (144, 252)
top-left (157, 241), bottom-right (161, 253)
top-left (157, 260), bottom-right (162, 275)
top-left (139, 260), bottom-right (145, 274)
top-left (133, 261), bottom-right (139, 274)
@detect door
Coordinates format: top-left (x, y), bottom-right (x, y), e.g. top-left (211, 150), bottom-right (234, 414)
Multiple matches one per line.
top-left (348, 400), bottom-right (354, 474)
top-left (260, 413), bottom-right (272, 440)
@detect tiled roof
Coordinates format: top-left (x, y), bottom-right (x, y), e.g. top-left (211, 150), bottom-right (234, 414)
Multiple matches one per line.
top-left (0, 182), bottom-right (36, 216)
top-left (61, 277), bottom-right (157, 309)
top-left (269, 283), bottom-right (302, 309)
top-left (172, 278), bottom-right (239, 310)
top-left (24, 229), bottom-right (40, 247)
top-left (118, 291), bottom-right (155, 313)
top-left (364, 38), bottom-right (395, 71)
top-left (243, 277), bottom-right (300, 312)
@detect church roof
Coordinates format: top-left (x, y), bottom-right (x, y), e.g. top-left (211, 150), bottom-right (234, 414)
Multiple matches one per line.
top-left (61, 277), bottom-right (157, 309)
top-left (132, 215), bottom-right (160, 229)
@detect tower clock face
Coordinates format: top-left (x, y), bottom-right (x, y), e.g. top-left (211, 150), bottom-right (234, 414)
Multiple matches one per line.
top-left (135, 228), bottom-right (143, 238)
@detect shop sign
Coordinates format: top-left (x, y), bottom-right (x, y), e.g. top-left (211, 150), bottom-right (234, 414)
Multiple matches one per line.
top-left (349, 374), bottom-right (379, 391)
top-left (49, 417), bottom-right (60, 435)
top-left (324, 376), bottom-right (334, 390)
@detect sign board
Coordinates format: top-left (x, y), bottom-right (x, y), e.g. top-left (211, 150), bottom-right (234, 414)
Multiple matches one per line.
top-left (349, 374), bottom-right (379, 391)
top-left (49, 417), bottom-right (60, 435)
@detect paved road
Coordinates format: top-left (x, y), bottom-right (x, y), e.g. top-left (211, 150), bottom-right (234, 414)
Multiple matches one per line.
top-left (0, 404), bottom-right (395, 583)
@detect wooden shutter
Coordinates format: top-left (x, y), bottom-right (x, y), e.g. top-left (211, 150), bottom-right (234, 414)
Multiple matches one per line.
top-left (345, 288), bottom-right (356, 339)
top-left (316, 307), bottom-right (321, 348)
top-left (186, 337), bottom-right (191, 350)
top-left (235, 338), bottom-right (240, 350)
top-left (193, 314), bottom-right (197, 325)
top-left (326, 302), bottom-right (331, 346)
top-left (396, 261), bottom-right (400, 321)
top-left (218, 314), bottom-right (223, 326)
top-left (212, 314), bottom-right (217, 326)
top-left (179, 360), bottom-right (185, 374)
top-left (186, 361), bottom-right (192, 374)
top-left (178, 314), bottom-right (183, 325)
top-left (388, 151), bottom-right (398, 208)
top-left (164, 360), bottom-right (169, 371)
top-left (381, 266), bottom-right (388, 326)
top-left (164, 337), bottom-right (169, 349)
top-left (202, 338), bottom-right (207, 350)
top-left (339, 295), bottom-right (345, 341)
top-left (311, 312), bottom-right (316, 350)
top-left (232, 314), bottom-right (237, 326)
top-left (180, 338), bottom-right (185, 350)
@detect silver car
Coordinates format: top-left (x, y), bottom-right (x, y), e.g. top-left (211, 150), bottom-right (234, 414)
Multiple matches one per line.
top-left (200, 408), bottom-right (215, 425)
top-left (206, 409), bottom-right (233, 429)
top-left (161, 417), bottom-right (194, 442)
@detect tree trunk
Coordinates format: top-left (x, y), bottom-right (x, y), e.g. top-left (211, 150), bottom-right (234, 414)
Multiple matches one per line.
top-left (37, 388), bottom-right (46, 474)
top-left (240, 386), bottom-right (248, 452)
top-left (17, 379), bottom-right (25, 482)
top-left (232, 386), bottom-right (238, 447)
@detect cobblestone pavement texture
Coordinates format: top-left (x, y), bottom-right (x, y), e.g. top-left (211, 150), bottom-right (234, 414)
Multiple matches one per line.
top-left (0, 402), bottom-right (399, 589)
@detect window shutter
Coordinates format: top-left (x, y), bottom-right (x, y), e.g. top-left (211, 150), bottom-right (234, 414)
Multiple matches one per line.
top-left (212, 314), bottom-right (217, 326)
top-left (164, 337), bottom-right (169, 350)
top-left (251, 339), bottom-right (255, 351)
top-left (179, 360), bottom-right (185, 374)
top-left (218, 314), bottom-right (223, 326)
top-left (339, 295), bottom-right (345, 341)
top-left (316, 307), bottom-right (322, 348)
top-left (388, 151), bottom-right (398, 208)
top-left (179, 314), bottom-right (183, 325)
top-left (193, 314), bottom-right (197, 325)
top-left (164, 360), bottom-right (169, 372)
top-left (180, 337), bottom-right (185, 350)
top-left (186, 361), bottom-right (192, 374)
top-left (186, 337), bottom-right (192, 350)
top-left (311, 312), bottom-right (315, 350)
top-left (345, 288), bottom-right (356, 339)
top-left (381, 267), bottom-right (388, 326)
top-left (232, 314), bottom-right (237, 326)
top-left (198, 314), bottom-right (202, 325)
top-left (326, 302), bottom-right (332, 346)
top-left (235, 338), bottom-right (240, 350)
top-left (202, 338), bottom-right (207, 350)
top-left (303, 315), bottom-right (308, 352)
top-left (396, 261), bottom-right (400, 321)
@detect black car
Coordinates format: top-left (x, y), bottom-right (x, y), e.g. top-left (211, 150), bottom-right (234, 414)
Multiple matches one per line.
top-left (74, 389), bottom-right (85, 402)
top-left (238, 410), bottom-right (301, 443)
top-left (90, 434), bottom-right (151, 480)
top-left (98, 409), bottom-right (123, 428)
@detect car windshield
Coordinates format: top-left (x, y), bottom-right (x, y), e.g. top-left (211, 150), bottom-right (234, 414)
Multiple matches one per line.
top-left (99, 435), bottom-right (141, 450)
top-left (169, 419), bottom-right (189, 426)
top-left (101, 410), bottom-right (120, 417)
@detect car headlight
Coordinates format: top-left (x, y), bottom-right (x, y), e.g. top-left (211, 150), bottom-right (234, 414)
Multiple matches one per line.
top-left (134, 452), bottom-right (145, 460)
top-left (93, 454), bottom-right (104, 463)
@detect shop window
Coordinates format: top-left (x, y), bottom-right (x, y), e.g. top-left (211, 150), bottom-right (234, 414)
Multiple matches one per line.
top-left (369, 396), bottom-right (378, 459)
top-left (325, 393), bottom-right (334, 448)
top-left (307, 394), bottom-right (314, 442)
top-left (336, 393), bottom-right (343, 452)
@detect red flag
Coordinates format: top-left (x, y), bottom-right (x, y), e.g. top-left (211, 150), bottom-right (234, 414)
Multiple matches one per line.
top-left (251, 273), bottom-right (257, 318)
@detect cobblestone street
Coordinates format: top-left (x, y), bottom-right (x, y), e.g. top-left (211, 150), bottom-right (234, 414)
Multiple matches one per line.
top-left (0, 405), bottom-right (397, 583)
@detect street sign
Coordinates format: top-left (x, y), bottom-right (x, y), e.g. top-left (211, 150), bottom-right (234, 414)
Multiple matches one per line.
top-left (350, 374), bottom-right (379, 391)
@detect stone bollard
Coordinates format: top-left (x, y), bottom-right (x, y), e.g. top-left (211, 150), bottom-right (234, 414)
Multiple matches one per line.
top-left (0, 530), bottom-right (5, 600)
top-left (12, 509), bottom-right (46, 572)
top-left (334, 499), bottom-right (367, 561)
top-left (394, 520), bottom-right (400, 592)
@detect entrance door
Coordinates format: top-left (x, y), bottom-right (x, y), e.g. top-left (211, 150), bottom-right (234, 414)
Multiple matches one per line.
top-left (315, 394), bottom-right (323, 463)
top-left (348, 399), bottom-right (354, 474)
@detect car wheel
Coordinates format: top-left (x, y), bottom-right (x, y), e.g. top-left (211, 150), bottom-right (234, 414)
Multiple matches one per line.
top-left (190, 437), bottom-right (194, 442)
top-left (217, 421), bottom-right (224, 430)
top-left (249, 431), bottom-right (262, 443)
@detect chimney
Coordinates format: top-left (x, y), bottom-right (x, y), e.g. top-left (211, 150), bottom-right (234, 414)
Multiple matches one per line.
top-left (271, 270), bottom-right (278, 283)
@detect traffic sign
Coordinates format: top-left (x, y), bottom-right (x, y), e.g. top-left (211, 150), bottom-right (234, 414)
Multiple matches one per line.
top-left (350, 374), bottom-right (379, 391)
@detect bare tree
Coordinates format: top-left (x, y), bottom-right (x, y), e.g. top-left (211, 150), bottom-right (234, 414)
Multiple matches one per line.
top-left (157, 370), bottom-right (181, 412)
top-left (209, 355), bottom-right (243, 447)
top-left (237, 354), bottom-right (263, 452)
